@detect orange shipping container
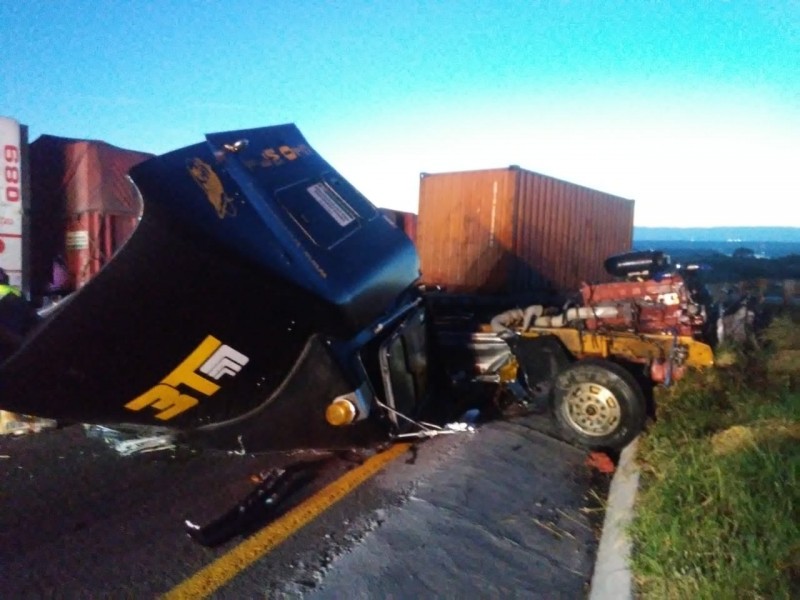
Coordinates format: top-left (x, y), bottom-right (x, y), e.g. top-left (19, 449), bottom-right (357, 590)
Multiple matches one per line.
top-left (417, 166), bottom-right (634, 295)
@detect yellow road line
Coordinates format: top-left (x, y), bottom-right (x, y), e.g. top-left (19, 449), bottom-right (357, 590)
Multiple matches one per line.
top-left (162, 442), bottom-right (411, 599)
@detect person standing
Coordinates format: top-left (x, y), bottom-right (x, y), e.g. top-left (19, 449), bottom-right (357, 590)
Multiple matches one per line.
top-left (0, 268), bottom-right (36, 356)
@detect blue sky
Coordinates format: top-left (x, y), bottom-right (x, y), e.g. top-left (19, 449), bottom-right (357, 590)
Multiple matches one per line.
top-left (2, 0), bottom-right (798, 227)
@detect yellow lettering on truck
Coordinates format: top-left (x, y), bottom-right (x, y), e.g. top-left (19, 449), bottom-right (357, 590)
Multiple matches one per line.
top-left (125, 335), bottom-right (249, 420)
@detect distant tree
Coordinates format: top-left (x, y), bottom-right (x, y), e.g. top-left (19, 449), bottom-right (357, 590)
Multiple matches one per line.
top-left (733, 247), bottom-right (756, 259)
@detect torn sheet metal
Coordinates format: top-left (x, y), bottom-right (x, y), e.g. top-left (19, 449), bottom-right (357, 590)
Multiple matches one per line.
top-left (83, 424), bottom-right (176, 456)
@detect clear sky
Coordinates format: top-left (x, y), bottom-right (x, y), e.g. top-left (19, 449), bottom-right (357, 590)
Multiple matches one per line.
top-left (2, 0), bottom-right (798, 227)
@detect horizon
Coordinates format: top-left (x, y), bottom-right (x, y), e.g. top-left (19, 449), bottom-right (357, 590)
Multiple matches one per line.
top-left (632, 228), bottom-right (800, 260)
top-left (635, 225), bottom-right (800, 233)
top-left (3, 1), bottom-right (798, 228)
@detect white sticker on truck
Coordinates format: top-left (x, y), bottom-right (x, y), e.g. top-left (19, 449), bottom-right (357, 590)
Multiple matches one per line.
top-left (66, 230), bottom-right (90, 250)
top-left (307, 182), bottom-right (356, 227)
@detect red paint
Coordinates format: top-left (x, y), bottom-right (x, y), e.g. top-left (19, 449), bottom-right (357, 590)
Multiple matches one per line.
top-left (28, 135), bottom-right (152, 295)
top-left (580, 274), bottom-right (705, 337)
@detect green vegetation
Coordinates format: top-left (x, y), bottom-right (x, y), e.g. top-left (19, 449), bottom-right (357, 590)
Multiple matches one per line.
top-left (701, 253), bottom-right (800, 283)
top-left (629, 309), bottom-right (800, 599)
top-left (673, 250), bottom-right (800, 283)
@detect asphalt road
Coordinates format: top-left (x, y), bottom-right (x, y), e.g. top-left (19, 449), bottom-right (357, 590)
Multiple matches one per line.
top-left (0, 415), bottom-right (606, 598)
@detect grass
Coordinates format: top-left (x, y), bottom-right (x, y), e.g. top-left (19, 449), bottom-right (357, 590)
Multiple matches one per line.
top-left (629, 309), bottom-right (800, 599)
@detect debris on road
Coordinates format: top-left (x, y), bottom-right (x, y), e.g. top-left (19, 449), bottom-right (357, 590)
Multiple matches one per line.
top-left (394, 421), bottom-right (476, 439)
top-left (83, 424), bottom-right (177, 456)
top-left (0, 411), bottom-right (57, 436)
top-left (184, 458), bottom-right (332, 547)
top-left (586, 451), bottom-right (616, 474)
top-left (110, 435), bottom-right (177, 456)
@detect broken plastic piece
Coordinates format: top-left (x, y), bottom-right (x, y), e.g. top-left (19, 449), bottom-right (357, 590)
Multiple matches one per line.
top-left (111, 435), bottom-right (176, 456)
top-left (586, 451), bottom-right (616, 474)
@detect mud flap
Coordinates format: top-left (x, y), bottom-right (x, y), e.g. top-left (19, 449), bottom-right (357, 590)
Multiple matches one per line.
top-left (509, 335), bottom-right (571, 384)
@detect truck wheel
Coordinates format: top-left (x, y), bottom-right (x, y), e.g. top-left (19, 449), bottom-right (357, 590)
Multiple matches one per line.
top-left (552, 359), bottom-right (646, 451)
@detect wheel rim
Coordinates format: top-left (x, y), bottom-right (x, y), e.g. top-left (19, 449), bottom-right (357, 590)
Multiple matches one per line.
top-left (562, 382), bottom-right (621, 437)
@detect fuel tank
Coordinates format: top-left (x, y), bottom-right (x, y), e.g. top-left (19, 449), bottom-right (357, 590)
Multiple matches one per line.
top-left (0, 124), bottom-right (421, 451)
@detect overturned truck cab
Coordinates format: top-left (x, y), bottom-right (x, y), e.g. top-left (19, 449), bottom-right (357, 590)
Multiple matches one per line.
top-left (0, 124), bottom-right (717, 455)
top-left (0, 124), bottom-right (429, 453)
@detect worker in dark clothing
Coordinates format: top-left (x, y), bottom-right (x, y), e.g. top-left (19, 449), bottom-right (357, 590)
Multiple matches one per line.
top-left (0, 268), bottom-right (37, 359)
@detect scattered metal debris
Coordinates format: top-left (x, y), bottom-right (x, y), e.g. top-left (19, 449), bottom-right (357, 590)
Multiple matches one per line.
top-left (83, 424), bottom-right (128, 443)
top-left (374, 397), bottom-right (476, 440)
top-left (227, 434), bottom-right (248, 456)
top-left (82, 424), bottom-right (177, 456)
top-left (394, 421), bottom-right (476, 440)
top-left (110, 435), bottom-right (177, 456)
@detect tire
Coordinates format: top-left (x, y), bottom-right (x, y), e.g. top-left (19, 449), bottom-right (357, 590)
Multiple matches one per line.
top-left (552, 358), bottom-right (647, 451)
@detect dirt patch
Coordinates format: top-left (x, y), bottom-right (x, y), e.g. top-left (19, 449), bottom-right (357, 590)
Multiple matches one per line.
top-left (711, 420), bottom-right (800, 456)
top-left (767, 349), bottom-right (800, 382)
top-left (711, 425), bottom-right (756, 456)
